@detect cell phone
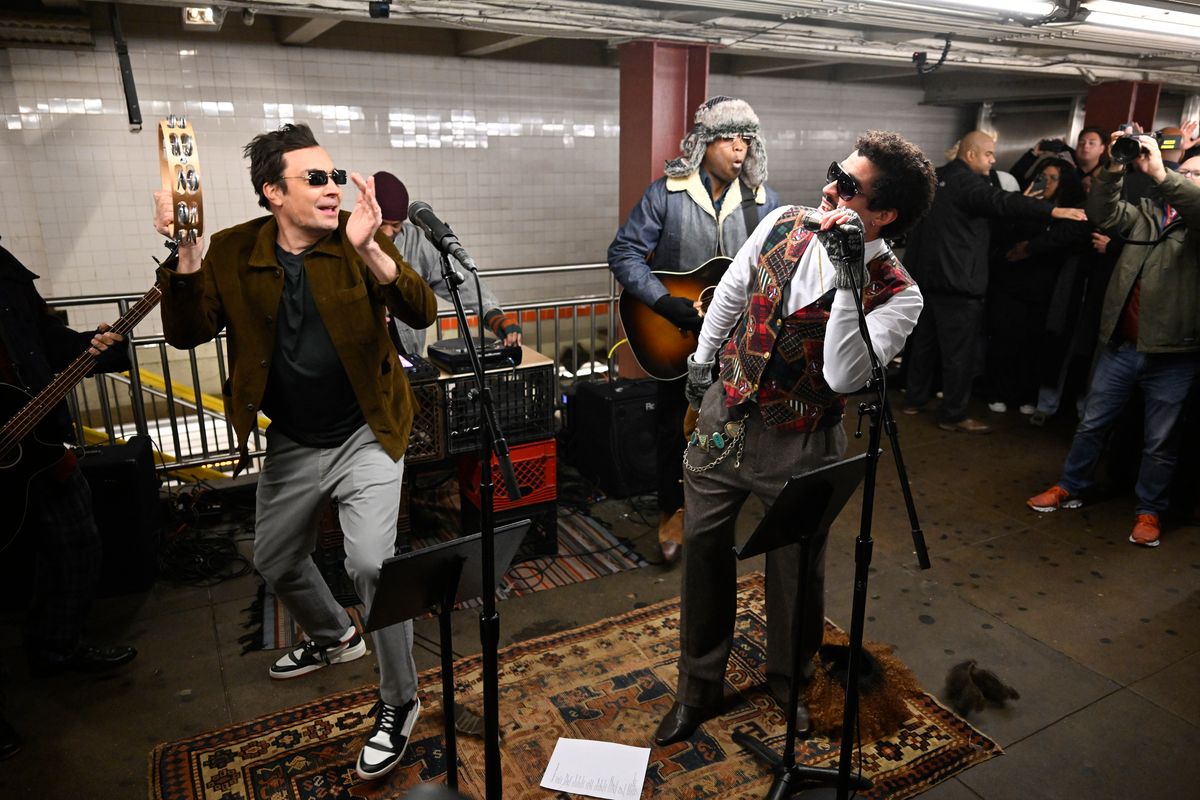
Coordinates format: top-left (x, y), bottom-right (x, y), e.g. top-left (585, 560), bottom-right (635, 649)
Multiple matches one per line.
top-left (1029, 174), bottom-right (1049, 195)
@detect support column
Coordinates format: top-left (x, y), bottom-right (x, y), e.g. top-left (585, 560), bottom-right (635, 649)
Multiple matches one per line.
top-left (1084, 80), bottom-right (1160, 134)
top-left (614, 40), bottom-right (709, 378)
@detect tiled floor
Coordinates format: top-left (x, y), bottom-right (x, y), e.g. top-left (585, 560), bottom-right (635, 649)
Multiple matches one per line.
top-left (1, 390), bottom-right (1197, 799)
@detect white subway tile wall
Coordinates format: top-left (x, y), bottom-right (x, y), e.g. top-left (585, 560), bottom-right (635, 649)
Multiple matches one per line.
top-left (0, 31), bottom-right (968, 333)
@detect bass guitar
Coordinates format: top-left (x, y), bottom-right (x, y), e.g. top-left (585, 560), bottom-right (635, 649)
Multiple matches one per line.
top-left (0, 246), bottom-right (176, 552)
top-left (617, 256), bottom-right (732, 381)
top-left (1, 116), bottom-right (201, 551)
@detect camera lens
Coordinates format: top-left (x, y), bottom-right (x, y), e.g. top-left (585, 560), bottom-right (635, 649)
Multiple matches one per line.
top-left (1111, 135), bottom-right (1142, 165)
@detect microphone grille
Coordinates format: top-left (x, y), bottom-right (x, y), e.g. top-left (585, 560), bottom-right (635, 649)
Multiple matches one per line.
top-left (407, 200), bottom-right (430, 225)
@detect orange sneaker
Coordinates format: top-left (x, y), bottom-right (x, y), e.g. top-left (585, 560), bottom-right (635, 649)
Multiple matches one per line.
top-left (1026, 485), bottom-right (1082, 513)
top-left (1129, 514), bottom-right (1161, 547)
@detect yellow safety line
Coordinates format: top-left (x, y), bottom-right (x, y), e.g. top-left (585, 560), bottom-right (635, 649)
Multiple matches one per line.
top-left (133, 369), bottom-right (271, 430)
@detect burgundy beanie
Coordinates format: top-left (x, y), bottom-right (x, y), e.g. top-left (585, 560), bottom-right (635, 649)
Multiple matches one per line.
top-left (372, 171), bottom-right (409, 222)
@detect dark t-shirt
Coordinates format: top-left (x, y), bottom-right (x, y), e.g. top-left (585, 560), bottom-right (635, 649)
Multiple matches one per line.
top-left (260, 245), bottom-right (365, 448)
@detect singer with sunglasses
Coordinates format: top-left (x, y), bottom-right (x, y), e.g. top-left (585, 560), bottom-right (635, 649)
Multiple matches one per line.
top-left (607, 95), bottom-right (780, 564)
top-left (900, 130), bottom-right (1087, 434)
top-left (654, 131), bottom-right (936, 748)
top-left (152, 123), bottom-right (436, 782)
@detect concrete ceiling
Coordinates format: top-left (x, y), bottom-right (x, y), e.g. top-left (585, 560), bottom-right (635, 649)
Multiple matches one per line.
top-left (4, 1), bottom-right (1200, 101)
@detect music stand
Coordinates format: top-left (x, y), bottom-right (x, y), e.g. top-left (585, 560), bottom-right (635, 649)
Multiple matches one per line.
top-left (366, 519), bottom-right (531, 791)
top-left (732, 454), bottom-right (872, 799)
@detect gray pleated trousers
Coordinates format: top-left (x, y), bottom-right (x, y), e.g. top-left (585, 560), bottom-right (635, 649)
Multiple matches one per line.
top-left (675, 382), bottom-right (846, 708)
top-left (253, 423), bottom-right (417, 706)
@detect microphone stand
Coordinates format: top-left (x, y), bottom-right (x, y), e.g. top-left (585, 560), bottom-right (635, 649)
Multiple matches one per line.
top-left (799, 235), bottom-right (930, 799)
top-left (437, 252), bottom-right (522, 800)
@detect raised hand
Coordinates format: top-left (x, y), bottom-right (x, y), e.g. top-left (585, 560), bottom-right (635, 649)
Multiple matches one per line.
top-left (817, 208), bottom-right (867, 290)
top-left (153, 189), bottom-right (203, 272)
top-left (346, 172), bottom-right (382, 253)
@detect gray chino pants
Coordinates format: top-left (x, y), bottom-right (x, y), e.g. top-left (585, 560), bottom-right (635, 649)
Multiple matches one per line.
top-left (254, 423), bottom-right (417, 706)
top-left (676, 382), bottom-right (846, 708)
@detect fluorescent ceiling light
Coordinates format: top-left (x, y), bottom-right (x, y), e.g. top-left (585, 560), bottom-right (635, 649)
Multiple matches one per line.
top-left (935, 0), bottom-right (1057, 14)
top-left (1083, 1), bottom-right (1200, 39)
top-left (182, 7), bottom-right (225, 30)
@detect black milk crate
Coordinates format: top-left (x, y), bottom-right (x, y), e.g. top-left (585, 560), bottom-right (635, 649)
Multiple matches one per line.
top-left (406, 380), bottom-right (445, 464)
top-left (443, 363), bottom-right (555, 456)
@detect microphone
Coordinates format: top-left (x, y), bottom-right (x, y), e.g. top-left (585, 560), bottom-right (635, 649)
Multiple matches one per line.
top-left (799, 207), bottom-right (863, 237)
top-left (407, 201), bottom-right (479, 272)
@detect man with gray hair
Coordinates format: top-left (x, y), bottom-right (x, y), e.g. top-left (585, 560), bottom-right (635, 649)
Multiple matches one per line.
top-left (608, 95), bottom-right (780, 563)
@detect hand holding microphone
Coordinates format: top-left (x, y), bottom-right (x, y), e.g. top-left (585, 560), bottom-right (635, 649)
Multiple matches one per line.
top-left (801, 207), bottom-right (866, 290)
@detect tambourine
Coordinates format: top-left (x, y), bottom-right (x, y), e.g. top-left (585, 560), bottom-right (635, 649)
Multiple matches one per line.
top-left (158, 115), bottom-right (203, 243)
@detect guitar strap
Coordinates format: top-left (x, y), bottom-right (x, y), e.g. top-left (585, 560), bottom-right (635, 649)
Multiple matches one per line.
top-left (739, 179), bottom-right (758, 240)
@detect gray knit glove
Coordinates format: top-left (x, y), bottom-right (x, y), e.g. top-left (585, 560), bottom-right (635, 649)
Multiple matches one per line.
top-left (685, 353), bottom-right (714, 410)
top-left (818, 209), bottom-right (867, 290)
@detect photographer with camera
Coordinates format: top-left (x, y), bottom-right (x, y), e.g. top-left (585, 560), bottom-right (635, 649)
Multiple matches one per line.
top-left (1027, 134), bottom-right (1200, 547)
top-left (1008, 136), bottom-right (1075, 190)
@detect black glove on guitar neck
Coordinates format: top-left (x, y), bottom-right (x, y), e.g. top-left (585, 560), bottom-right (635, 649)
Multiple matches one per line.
top-left (653, 294), bottom-right (703, 333)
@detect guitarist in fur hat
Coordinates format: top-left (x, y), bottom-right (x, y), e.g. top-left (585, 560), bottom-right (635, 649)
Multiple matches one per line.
top-left (608, 96), bottom-right (780, 564)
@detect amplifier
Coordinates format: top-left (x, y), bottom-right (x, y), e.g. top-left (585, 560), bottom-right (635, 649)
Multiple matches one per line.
top-left (79, 435), bottom-right (162, 597)
top-left (565, 379), bottom-right (657, 498)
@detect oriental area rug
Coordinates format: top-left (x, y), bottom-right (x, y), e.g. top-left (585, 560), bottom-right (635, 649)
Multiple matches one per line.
top-left (152, 572), bottom-right (1000, 800)
top-left (242, 512), bottom-right (647, 652)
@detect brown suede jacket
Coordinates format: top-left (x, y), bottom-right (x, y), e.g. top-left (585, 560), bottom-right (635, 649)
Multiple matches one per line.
top-left (157, 211), bottom-right (437, 473)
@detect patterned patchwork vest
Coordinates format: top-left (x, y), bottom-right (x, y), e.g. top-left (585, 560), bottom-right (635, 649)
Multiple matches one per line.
top-left (720, 207), bottom-right (915, 431)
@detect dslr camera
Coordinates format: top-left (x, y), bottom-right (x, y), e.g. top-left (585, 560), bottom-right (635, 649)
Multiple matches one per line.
top-left (1037, 138), bottom-right (1071, 154)
top-left (1111, 124), bottom-right (1181, 165)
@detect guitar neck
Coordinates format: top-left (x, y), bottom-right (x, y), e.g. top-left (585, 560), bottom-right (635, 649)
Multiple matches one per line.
top-left (0, 282), bottom-right (163, 452)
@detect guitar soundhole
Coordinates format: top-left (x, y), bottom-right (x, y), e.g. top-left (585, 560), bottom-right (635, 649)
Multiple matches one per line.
top-left (0, 443), bottom-right (20, 470)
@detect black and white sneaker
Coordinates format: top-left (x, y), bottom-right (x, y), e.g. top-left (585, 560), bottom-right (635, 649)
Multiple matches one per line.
top-left (356, 696), bottom-right (421, 781)
top-left (269, 625), bottom-right (367, 680)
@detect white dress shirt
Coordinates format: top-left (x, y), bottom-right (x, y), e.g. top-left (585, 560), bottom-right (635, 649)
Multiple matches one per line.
top-left (695, 204), bottom-right (924, 395)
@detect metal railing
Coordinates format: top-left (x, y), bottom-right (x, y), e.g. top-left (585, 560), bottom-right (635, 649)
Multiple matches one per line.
top-left (47, 261), bottom-right (621, 481)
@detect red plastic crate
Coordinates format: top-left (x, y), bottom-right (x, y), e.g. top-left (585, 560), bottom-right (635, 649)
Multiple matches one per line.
top-left (459, 439), bottom-right (557, 512)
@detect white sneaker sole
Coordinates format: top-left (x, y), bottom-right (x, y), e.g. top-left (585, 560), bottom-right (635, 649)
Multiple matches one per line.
top-left (1028, 499), bottom-right (1083, 513)
top-left (269, 637), bottom-right (368, 680)
top-left (356, 696), bottom-right (421, 781)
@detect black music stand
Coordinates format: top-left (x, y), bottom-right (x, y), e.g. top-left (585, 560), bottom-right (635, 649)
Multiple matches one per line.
top-left (366, 519), bottom-right (531, 791)
top-left (732, 454), bottom-right (872, 799)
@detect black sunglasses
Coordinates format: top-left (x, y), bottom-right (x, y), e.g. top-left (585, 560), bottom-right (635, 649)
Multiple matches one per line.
top-left (283, 168), bottom-right (348, 186)
top-left (827, 161), bottom-right (861, 201)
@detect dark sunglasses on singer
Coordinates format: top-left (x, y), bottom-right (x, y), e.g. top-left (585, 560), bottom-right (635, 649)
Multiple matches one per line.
top-left (284, 168), bottom-right (348, 186)
top-left (827, 161), bottom-right (861, 201)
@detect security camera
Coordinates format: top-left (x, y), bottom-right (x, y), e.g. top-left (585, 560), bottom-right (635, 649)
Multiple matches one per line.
top-left (368, 1), bottom-right (390, 18)
top-left (242, 8), bottom-right (255, 25)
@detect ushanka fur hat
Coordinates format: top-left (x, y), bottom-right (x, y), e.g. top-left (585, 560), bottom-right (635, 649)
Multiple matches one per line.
top-left (664, 95), bottom-right (768, 189)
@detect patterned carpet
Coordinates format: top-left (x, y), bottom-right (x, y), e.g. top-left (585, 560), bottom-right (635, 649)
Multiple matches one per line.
top-left (154, 572), bottom-right (1000, 800)
top-left (244, 511), bottom-right (647, 651)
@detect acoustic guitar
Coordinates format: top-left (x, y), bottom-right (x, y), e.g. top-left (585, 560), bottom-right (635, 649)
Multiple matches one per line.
top-left (617, 256), bottom-right (732, 381)
top-left (0, 116), bottom-right (201, 552)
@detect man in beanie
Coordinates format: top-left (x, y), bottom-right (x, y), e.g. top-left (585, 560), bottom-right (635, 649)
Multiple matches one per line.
top-left (608, 95), bottom-right (780, 564)
top-left (655, 130), bottom-right (935, 747)
top-left (373, 171), bottom-right (521, 354)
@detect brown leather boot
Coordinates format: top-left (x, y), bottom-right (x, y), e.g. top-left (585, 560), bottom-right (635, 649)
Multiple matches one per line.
top-left (658, 508), bottom-right (684, 564)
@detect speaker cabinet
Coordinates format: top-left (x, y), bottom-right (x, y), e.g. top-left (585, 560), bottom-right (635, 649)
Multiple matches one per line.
top-left (566, 379), bottom-right (657, 498)
top-left (79, 435), bottom-right (161, 597)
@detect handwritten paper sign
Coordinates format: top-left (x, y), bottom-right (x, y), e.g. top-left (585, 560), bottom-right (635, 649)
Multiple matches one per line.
top-left (540, 738), bottom-right (651, 800)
